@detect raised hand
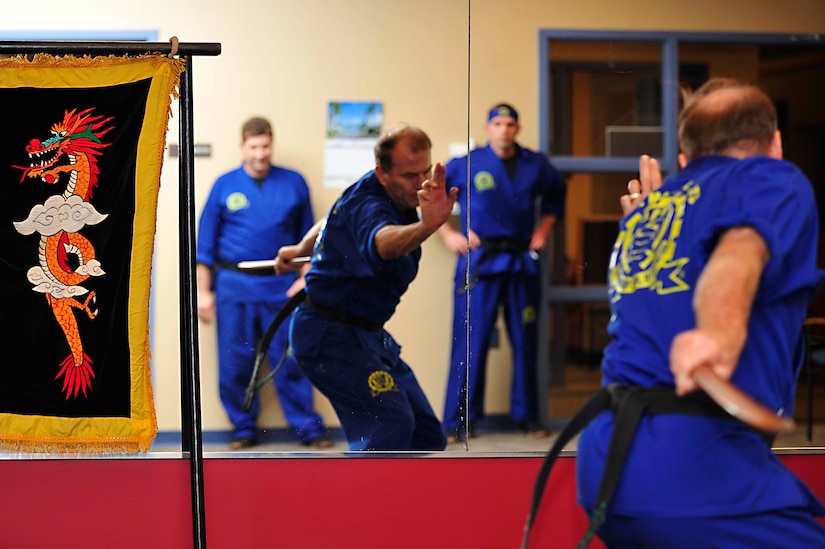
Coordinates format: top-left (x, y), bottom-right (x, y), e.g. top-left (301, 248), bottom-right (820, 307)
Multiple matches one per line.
top-left (418, 162), bottom-right (458, 232)
top-left (621, 154), bottom-right (663, 214)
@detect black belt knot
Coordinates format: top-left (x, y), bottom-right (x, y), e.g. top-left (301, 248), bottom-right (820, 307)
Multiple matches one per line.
top-left (459, 238), bottom-right (533, 294)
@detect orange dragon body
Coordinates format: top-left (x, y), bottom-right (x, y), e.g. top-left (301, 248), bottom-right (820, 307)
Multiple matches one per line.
top-left (13, 108), bottom-right (114, 398)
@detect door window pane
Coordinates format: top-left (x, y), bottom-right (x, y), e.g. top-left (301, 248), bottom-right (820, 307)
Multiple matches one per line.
top-left (549, 41), bottom-right (662, 156)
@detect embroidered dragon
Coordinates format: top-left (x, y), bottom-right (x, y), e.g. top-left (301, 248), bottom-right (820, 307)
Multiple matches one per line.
top-left (13, 108), bottom-right (114, 398)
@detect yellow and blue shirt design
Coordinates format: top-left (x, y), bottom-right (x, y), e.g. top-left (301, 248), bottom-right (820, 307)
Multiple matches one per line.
top-left (609, 180), bottom-right (700, 301)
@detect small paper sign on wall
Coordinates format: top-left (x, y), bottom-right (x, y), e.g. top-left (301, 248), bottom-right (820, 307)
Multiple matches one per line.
top-left (323, 101), bottom-right (383, 188)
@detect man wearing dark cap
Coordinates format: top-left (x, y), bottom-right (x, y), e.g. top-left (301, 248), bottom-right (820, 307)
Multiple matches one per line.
top-left (438, 103), bottom-right (567, 443)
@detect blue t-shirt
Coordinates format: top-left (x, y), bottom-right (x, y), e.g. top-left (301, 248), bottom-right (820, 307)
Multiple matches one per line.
top-left (196, 164), bottom-right (314, 304)
top-left (445, 144), bottom-right (566, 276)
top-left (304, 171), bottom-right (420, 325)
top-left (578, 155), bottom-right (825, 517)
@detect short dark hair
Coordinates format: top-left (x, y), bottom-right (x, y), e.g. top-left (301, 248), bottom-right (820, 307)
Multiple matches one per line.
top-left (678, 78), bottom-right (777, 161)
top-left (374, 126), bottom-right (431, 172)
top-left (241, 117), bottom-right (273, 142)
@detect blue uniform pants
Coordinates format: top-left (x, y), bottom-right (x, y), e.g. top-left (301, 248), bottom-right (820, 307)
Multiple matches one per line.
top-left (443, 271), bottom-right (540, 431)
top-left (290, 307), bottom-right (446, 451)
top-left (215, 299), bottom-right (326, 443)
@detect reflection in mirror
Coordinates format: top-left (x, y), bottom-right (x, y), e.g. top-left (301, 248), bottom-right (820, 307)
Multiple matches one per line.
top-left (444, 98), bottom-right (567, 451)
top-left (178, 1), bottom-right (475, 455)
top-left (161, 22), bottom-right (825, 452)
top-left (5, 5), bottom-right (823, 464)
top-left (549, 41), bottom-right (665, 158)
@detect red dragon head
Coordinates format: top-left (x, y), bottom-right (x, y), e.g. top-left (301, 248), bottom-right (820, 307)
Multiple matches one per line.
top-left (14, 108), bottom-right (115, 200)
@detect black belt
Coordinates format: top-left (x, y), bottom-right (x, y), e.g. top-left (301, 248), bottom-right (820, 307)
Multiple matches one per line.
top-left (521, 384), bottom-right (771, 549)
top-left (215, 259), bottom-right (274, 276)
top-left (460, 238), bottom-right (532, 294)
top-left (304, 296), bottom-right (384, 332)
top-left (479, 237), bottom-right (531, 253)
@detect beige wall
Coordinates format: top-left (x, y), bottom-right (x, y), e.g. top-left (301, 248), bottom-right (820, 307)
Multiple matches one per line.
top-left (3, 0), bottom-right (823, 433)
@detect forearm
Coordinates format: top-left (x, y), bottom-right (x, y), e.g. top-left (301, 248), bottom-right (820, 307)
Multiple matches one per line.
top-left (375, 221), bottom-right (434, 260)
top-left (196, 263), bottom-right (215, 323)
top-left (196, 263), bottom-right (212, 293)
top-left (295, 219), bottom-right (324, 256)
top-left (531, 215), bottom-right (557, 250)
top-left (670, 227), bottom-right (769, 394)
top-left (275, 219), bottom-right (324, 275)
top-left (437, 221), bottom-right (458, 243)
top-left (693, 227), bottom-right (769, 363)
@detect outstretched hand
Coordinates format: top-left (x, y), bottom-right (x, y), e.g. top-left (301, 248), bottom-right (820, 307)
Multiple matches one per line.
top-left (418, 163), bottom-right (458, 232)
top-left (621, 155), bottom-right (662, 214)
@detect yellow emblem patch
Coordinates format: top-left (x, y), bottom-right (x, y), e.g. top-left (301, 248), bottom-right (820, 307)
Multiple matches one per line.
top-left (368, 370), bottom-right (398, 396)
top-left (473, 171), bottom-right (495, 192)
top-left (226, 192), bottom-right (250, 213)
top-left (522, 305), bottom-right (536, 325)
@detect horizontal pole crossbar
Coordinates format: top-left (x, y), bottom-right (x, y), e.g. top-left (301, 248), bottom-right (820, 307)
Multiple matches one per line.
top-left (0, 40), bottom-right (221, 56)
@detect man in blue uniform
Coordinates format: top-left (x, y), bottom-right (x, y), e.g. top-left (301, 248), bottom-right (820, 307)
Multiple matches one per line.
top-left (275, 126), bottom-right (457, 451)
top-left (196, 117), bottom-right (331, 450)
top-left (438, 104), bottom-right (567, 443)
top-left (577, 79), bottom-right (825, 547)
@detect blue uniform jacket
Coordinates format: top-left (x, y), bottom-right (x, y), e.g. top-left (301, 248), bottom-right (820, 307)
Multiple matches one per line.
top-left (196, 164), bottom-right (314, 304)
top-left (304, 171), bottom-right (420, 325)
top-left (445, 144), bottom-right (566, 277)
top-left (578, 155), bottom-right (825, 517)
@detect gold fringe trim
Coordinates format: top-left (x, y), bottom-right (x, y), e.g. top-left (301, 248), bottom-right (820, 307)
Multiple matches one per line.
top-left (0, 438), bottom-right (155, 454)
top-left (0, 51), bottom-right (184, 67)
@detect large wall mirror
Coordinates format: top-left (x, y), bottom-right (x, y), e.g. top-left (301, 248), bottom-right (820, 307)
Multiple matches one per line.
top-left (10, 1), bottom-right (820, 458)
top-left (168, 11), bottom-right (825, 456)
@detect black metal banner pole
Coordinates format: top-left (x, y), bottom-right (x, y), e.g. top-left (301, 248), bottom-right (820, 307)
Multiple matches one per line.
top-left (2, 39), bottom-right (219, 548)
top-left (0, 40), bottom-right (221, 57)
top-left (178, 56), bottom-right (208, 549)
